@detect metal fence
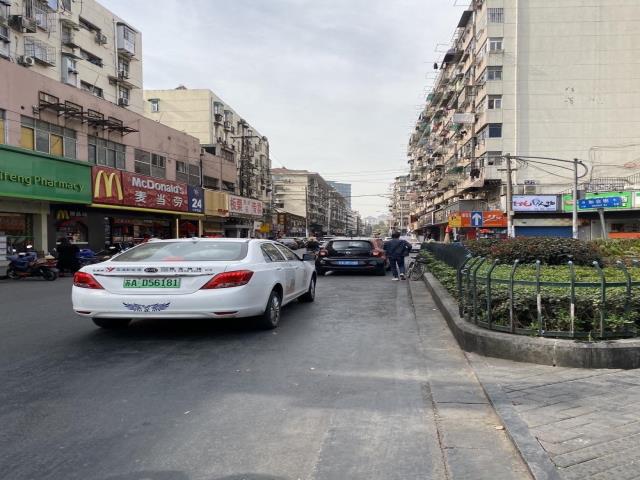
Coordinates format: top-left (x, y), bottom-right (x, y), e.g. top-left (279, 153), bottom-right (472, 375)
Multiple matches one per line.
top-left (425, 244), bottom-right (640, 339)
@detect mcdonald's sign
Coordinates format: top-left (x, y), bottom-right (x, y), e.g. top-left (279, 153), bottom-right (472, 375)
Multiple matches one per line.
top-left (92, 166), bottom-right (124, 205)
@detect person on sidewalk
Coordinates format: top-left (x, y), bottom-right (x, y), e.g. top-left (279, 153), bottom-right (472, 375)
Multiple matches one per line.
top-left (384, 231), bottom-right (411, 281)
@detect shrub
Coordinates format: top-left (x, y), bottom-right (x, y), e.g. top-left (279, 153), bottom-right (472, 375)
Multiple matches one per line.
top-left (464, 238), bottom-right (600, 266)
top-left (590, 239), bottom-right (640, 265)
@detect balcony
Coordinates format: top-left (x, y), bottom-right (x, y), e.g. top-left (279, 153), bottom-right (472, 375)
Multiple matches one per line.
top-left (116, 23), bottom-right (136, 57)
top-left (24, 37), bottom-right (55, 65)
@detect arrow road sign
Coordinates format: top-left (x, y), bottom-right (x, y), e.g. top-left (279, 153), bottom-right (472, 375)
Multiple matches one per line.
top-left (471, 211), bottom-right (483, 227)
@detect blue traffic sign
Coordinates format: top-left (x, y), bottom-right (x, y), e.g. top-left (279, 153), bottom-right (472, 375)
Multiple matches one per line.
top-left (471, 211), bottom-right (483, 227)
top-left (578, 197), bottom-right (622, 209)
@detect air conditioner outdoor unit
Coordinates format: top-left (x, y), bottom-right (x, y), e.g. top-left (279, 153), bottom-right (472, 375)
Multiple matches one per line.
top-left (524, 185), bottom-right (537, 195)
top-left (118, 97), bottom-right (129, 107)
top-left (19, 55), bottom-right (35, 67)
top-left (95, 33), bottom-right (107, 45)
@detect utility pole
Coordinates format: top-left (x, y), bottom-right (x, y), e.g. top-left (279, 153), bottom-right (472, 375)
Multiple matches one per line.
top-left (327, 194), bottom-right (332, 236)
top-left (572, 158), bottom-right (579, 240)
top-left (505, 153), bottom-right (514, 238)
top-left (304, 185), bottom-right (309, 237)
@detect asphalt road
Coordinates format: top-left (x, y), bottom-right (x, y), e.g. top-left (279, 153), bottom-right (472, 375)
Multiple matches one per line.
top-left (0, 269), bottom-right (523, 480)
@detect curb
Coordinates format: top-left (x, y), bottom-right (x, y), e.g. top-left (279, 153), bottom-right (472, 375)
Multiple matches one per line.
top-left (471, 363), bottom-right (562, 480)
top-left (421, 272), bottom-right (640, 369)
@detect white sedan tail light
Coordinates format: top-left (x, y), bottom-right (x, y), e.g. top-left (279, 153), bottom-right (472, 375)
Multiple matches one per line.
top-left (201, 270), bottom-right (254, 289)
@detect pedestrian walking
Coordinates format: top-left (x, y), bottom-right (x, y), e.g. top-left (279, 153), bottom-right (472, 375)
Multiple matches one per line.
top-left (384, 232), bottom-right (411, 281)
top-left (57, 237), bottom-right (79, 277)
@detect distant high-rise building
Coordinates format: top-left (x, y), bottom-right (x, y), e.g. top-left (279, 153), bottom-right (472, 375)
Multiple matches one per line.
top-left (327, 181), bottom-right (352, 209)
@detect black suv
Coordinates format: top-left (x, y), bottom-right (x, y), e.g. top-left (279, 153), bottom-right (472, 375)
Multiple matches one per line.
top-left (316, 238), bottom-right (387, 276)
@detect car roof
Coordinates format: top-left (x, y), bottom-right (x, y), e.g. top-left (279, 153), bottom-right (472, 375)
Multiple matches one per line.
top-left (142, 238), bottom-right (252, 243)
top-left (328, 237), bottom-right (376, 241)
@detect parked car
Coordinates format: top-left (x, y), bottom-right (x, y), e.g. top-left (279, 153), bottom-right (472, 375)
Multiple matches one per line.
top-left (316, 237), bottom-right (387, 276)
top-left (277, 238), bottom-right (300, 250)
top-left (72, 239), bottom-right (317, 330)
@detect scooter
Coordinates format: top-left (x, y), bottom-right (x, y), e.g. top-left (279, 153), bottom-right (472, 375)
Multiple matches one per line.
top-left (7, 247), bottom-right (58, 281)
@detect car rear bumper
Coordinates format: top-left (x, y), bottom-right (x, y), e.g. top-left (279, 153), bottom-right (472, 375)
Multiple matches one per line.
top-left (316, 258), bottom-right (384, 271)
top-left (72, 286), bottom-right (267, 319)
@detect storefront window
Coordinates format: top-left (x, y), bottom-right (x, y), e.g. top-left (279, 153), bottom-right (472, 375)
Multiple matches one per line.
top-left (0, 109), bottom-right (5, 144)
top-left (54, 209), bottom-right (89, 245)
top-left (0, 213), bottom-right (33, 253)
top-left (20, 116), bottom-right (77, 159)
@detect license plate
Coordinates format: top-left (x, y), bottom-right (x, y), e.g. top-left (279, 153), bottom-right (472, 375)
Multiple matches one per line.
top-left (337, 260), bottom-right (359, 266)
top-left (123, 278), bottom-right (181, 288)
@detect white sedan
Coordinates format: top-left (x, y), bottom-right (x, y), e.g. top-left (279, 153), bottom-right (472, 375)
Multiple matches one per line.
top-left (72, 238), bottom-right (317, 330)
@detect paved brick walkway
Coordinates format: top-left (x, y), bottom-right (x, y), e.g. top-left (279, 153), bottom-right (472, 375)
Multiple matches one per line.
top-left (468, 353), bottom-right (640, 480)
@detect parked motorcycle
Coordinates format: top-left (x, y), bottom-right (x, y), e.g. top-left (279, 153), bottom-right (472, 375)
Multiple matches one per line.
top-left (7, 247), bottom-right (59, 281)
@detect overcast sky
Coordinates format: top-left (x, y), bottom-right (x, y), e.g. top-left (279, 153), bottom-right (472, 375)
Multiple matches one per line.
top-left (101, 0), bottom-right (463, 216)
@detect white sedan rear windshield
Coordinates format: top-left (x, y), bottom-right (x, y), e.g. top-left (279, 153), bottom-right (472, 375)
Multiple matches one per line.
top-left (111, 242), bottom-right (248, 262)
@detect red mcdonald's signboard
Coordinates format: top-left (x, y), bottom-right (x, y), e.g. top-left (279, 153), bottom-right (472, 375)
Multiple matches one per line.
top-left (92, 167), bottom-right (190, 212)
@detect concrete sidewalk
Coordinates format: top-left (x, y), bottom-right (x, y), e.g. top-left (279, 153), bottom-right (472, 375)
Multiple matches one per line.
top-left (468, 353), bottom-right (640, 480)
top-left (409, 281), bottom-right (532, 479)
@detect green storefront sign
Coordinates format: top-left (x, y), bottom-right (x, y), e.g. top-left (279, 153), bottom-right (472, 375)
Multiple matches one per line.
top-left (562, 191), bottom-right (633, 213)
top-left (0, 145), bottom-right (91, 204)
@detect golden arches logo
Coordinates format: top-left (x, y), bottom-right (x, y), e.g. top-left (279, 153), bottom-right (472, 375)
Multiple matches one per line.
top-left (94, 170), bottom-right (123, 200)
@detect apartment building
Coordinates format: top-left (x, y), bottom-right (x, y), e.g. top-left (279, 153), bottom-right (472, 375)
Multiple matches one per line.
top-left (389, 175), bottom-right (411, 234)
top-left (0, 0), bottom-right (143, 113)
top-left (408, 0), bottom-right (640, 240)
top-left (143, 88), bottom-right (271, 204)
top-left (327, 181), bottom-right (352, 209)
top-left (271, 169), bottom-right (348, 236)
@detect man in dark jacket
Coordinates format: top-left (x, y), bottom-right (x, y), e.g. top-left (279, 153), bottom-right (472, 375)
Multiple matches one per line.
top-left (384, 232), bottom-right (411, 281)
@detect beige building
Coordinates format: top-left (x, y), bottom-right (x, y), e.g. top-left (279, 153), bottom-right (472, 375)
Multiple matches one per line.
top-left (143, 87), bottom-right (271, 205)
top-left (1, 0), bottom-right (143, 113)
top-left (389, 175), bottom-right (410, 234)
top-left (408, 0), bottom-right (640, 239)
top-left (271, 168), bottom-right (348, 236)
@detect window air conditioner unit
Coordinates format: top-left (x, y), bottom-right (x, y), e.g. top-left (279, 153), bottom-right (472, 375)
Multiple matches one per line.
top-left (95, 33), bottom-right (107, 45)
top-left (19, 55), bottom-right (35, 67)
top-left (118, 97), bottom-right (129, 107)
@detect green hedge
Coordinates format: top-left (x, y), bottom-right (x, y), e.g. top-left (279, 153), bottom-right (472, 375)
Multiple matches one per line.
top-left (419, 251), bottom-right (640, 338)
top-left (464, 238), bottom-right (600, 266)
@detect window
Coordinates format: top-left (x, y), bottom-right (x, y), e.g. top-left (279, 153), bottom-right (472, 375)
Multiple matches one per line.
top-left (119, 86), bottom-right (130, 101)
top-left (0, 109), bottom-right (4, 144)
top-left (112, 241), bottom-right (249, 262)
top-left (88, 136), bottom-right (125, 169)
top-left (24, 37), bottom-right (56, 65)
top-left (79, 48), bottom-right (103, 67)
top-left (222, 148), bottom-right (235, 162)
top-left (118, 57), bottom-right (130, 77)
top-left (79, 17), bottom-right (99, 34)
top-left (222, 181), bottom-right (235, 192)
top-left (262, 243), bottom-right (285, 262)
top-left (203, 176), bottom-right (219, 189)
top-left (80, 81), bottom-right (103, 98)
top-left (488, 123), bottom-right (502, 138)
top-left (20, 116), bottom-right (77, 158)
top-left (61, 55), bottom-right (78, 86)
top-left (276, 245), bottom-right (298, 261)
top-left (149, 99), bottom-right (159, 112)
top-left (213, 102), bottom-right (223, 115)
top-left (0, 4), bottom-right (9, 40)
top-left (134, 149), bottom-right (165, 178)
top-left (61, 0), bottom-right (71, 11)
top-left (188, 163), bottom-right (201, 186)
top-left (487, 66), bottom-right (502, 81)
top-left (488, 38), bottom-right (503, 52)
top-left (488, 8), bottom-right (504, 23)
top-left (224, 109), bottom-right (232, 122)
top-left (176, 160), bottom-right (188, 183)
top-left (487, 95), bottom-right (502, 109)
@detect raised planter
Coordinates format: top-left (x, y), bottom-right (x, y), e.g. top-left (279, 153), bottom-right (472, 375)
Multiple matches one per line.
top-left (422, 271), bottom-right (640, 369)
